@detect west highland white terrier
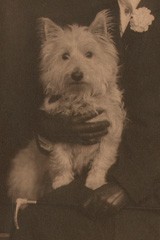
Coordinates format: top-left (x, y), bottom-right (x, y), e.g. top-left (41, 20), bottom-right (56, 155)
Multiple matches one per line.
top-left (8, 10), bottom-right (125, 201)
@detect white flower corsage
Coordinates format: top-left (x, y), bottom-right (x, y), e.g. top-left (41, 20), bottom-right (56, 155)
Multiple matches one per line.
top-left (130, 7), bottom-right (155, 33)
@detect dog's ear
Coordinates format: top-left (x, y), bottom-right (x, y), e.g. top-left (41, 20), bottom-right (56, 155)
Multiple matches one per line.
top-left (89, 10), bottom-right (112, 37)
top-left (38, 18), bottom-right (63, 41)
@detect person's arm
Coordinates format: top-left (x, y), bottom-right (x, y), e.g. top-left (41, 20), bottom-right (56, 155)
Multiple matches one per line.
top-left (83, 182), bottom-right (130, 219)
top-left (36, 110), bottom-right (110, 145)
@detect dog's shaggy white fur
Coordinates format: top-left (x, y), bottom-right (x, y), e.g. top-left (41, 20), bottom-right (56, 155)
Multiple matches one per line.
top-left (8, 10), bottom-right (125, 201)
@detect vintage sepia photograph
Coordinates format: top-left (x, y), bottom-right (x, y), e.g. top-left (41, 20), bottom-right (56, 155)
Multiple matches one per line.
top-left (0, 0), bottom-right (160, 239)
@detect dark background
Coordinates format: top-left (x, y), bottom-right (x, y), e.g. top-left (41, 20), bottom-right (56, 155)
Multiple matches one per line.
top-left (0, 0), bottom-right (44, 205)
top-left (0, 0), bottom-right (46, 233)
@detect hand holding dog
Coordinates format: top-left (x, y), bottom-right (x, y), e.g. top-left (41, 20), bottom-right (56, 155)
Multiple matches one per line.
top-left (83, 182), bottom-right (129, 219)
top-left (37, 109), bottom-right (110, 145)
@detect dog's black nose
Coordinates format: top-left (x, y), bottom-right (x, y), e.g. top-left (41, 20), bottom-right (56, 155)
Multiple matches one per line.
top-left (71, 70), bottom-right (83, 81)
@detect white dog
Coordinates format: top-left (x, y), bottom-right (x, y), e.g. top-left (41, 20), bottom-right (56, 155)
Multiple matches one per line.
top-left (8, 10), bottom-right (125, 202)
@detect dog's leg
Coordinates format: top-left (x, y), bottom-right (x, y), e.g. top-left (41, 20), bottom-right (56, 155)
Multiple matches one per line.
top-left (85, 138), bottom-right (119, 190)
top-left (50, 144), bottom-right (74, 189)
top-left (8, 140), bottom-right (48, 201)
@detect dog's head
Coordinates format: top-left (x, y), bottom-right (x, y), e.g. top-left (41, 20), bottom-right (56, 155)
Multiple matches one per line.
top-left (38, 10), bottom-right (118, 98)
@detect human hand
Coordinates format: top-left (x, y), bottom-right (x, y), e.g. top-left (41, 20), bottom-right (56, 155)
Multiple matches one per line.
top-left (83, 182), bottom-right (129, 219)
top-left (36, 109), bottom-right (110, 145)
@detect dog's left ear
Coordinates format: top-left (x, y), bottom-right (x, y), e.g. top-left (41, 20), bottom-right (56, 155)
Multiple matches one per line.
top-left (89, 10), bottom-right (112, 38)
top-left (38, 17), bottom-right (63, 41)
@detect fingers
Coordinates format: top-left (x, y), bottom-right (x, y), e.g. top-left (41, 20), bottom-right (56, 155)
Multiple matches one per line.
top-left (82, 192), bottom-right (119, 220)
top-left (82, 183), bottom-right (129, 219)
top-left (79, 128), bottom-right (108, 140)
top-left (77, 129), bottom-right (108, 145)
top-left (72, 121), bottom-right (110, 133)
top-left (83, 195), bottom-right (121, 219)
top-left (106, 191), bottom-right (124, 205)
top-left (111, 193), bottom-right (125, 206)
top-left (40, 109), bottom-right (104, 124)
top-left (72, 109), bottom-right (104, 123)
top-left (55, 126), bottom-right (108, 145)
top-left (78, 138), bottom-right (101, 146)
top-left (52, 135), bottom-right (101, 145)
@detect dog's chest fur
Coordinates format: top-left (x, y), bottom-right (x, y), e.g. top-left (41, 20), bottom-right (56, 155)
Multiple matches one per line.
top-left (42, 95), bottom-right (115, 173)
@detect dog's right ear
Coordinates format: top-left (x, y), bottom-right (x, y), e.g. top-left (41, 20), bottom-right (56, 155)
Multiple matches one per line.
top-left (89, 10), bottom-right (112, 38)
top-left (38, 18), bottom-right (63, 41)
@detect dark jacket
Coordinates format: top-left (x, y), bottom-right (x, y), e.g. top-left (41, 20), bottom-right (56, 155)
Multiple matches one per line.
top-left (109, 0), bottom-right (160, 204)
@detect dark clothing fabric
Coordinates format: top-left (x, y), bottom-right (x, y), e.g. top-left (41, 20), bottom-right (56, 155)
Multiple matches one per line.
top-left (109, 0), bottom-right (160, 203)
top-left (1, 0), bottom-right (160, 239)
top-left (11, 182), bottom-right (112, 240)
top-left (10, 182), bottom-right (160, 240)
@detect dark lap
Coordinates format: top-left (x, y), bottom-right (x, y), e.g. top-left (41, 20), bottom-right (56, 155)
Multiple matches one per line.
top-left (10, 181), bottom-right (160, 240)
top-left (10, 205), bottom-right (160, 240)
top-left (10, 205), bottom-right (109, 240)
top-left (10, 181), bottom-right (114, 240)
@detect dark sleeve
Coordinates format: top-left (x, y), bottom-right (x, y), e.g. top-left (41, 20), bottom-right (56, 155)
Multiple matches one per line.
top-left (109, 12), bottom-right (160, 203)
top-left (0, 0), bottom-right (44, 154)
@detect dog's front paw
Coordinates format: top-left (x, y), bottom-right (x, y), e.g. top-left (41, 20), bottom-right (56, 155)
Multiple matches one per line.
top-left (85, 174), bottom-right (106, 190)
top-left (52, 174), bottom-right (74, 189)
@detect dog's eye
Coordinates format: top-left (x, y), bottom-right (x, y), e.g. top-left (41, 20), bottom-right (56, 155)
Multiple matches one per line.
top-left (85, 51), bottom-right (93, 58)
top-left (62, 52), bottom-right (70, 60)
